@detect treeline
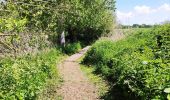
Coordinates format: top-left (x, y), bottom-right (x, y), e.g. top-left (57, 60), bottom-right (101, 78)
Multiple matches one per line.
top-left (119, 21), bottom-right (170, 29)
top-left (121, 24), bottom-right (153, 29)
top-left (0, 0), bottom-right (115, 55)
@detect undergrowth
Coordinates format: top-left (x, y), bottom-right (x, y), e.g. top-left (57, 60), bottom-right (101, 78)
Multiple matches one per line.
top-left (0, 48), bottom-right (64, 100)
top-left (82, 24), bottom-right (170, 100)
top-left (62, 42), bottom-right (82, 55)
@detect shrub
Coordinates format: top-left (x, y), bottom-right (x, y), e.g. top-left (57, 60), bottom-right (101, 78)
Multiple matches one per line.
top-left (82, 24), bottom-right (170, 99)
top-left (0, 49), bottom-right (63, 99)
top-left (63, 42), bottom-right (82, 55)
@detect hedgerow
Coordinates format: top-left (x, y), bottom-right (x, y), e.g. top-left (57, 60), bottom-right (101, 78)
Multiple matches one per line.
top-left (0, 49), bottom-right (63, 99)
top-left (82, 24), bottom-right (170, 100)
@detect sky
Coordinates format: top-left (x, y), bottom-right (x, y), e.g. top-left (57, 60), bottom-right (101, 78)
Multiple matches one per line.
top-left (116, 0), bottom-right (170, 25)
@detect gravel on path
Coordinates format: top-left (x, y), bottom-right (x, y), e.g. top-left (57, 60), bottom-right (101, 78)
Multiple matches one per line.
top-left (58, 46), bottom-right (99, 100)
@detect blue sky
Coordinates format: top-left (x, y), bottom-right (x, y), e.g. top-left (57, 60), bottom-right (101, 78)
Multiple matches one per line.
top-left (116, 0), bottom-right (170, 25)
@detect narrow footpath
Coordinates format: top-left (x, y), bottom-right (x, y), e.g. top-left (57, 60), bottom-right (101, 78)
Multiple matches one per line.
top-left (58, 46), bottom-right (99, 100)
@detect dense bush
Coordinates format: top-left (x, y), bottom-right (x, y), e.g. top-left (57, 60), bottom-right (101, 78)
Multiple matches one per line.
top-left (0, 49), bottom-right (63, 99)
top-left (63, 42), bottom-right (82, 55)
top-left (83, 24), bottom-right (170, 100)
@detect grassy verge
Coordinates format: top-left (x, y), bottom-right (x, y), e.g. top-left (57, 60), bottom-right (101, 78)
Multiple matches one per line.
top-left (80, 64), bottom-right (109, 98)
top-left (77, 52), bottom-right (109, 98)
top-left (37, 49), bottom-right (66, 100)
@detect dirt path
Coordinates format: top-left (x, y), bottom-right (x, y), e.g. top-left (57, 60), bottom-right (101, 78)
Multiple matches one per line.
top-left (58, 46), bottom-right (99, 100)
top-left (57, 30), bottom-right (125, 100)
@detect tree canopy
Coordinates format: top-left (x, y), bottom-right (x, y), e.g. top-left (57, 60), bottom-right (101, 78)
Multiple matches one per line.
top-left (1, 0), bottom-right (116, 44)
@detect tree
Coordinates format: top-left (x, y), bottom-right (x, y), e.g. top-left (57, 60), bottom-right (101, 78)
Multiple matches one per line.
top-left (63, 0), bottom-right (116, 43)
top-left (1, 0), bottom-right (116, 45)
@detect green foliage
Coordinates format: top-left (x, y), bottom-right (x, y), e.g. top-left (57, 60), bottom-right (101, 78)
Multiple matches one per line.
top-left (64, 0), bottom-right (116, 43)
top-left (0, 12), bottom-right (27, 33)
top-left (0, 49), bottom-right (63, 99)
top-left (63, 42), bottom-right (81, 55)
top-left (83, 24), bottom-right (170, 99)
top-left (1, 0), bottom-right (116, 44)
top-left (164, 88), bottom-right (170, 100)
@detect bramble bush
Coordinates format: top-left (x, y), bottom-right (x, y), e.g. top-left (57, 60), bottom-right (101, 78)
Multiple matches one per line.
top-left (82, 24), bottom-right (170, 100)
top-left (0, 49), bottom-right (63, 99)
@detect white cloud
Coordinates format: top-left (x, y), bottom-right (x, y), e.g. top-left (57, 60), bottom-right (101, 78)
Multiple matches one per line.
top-left (134, 4), bottom-right (170, 14)
top-left (117, 3), bottom-right (170, 25)
top-left (116, 11), bottom-right (133, 25)
top-left (158, 3), bottom-right (170, 12)
top-left (134, 5), bottom-right (156, 14)
top-left (117, 11), bottom-right (133, 19)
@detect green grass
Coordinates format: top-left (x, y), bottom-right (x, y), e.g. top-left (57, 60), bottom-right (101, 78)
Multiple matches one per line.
top-left (78, 52), bottom-right (109, 97)
top-left (80, 65), bottom-right (109, 97)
